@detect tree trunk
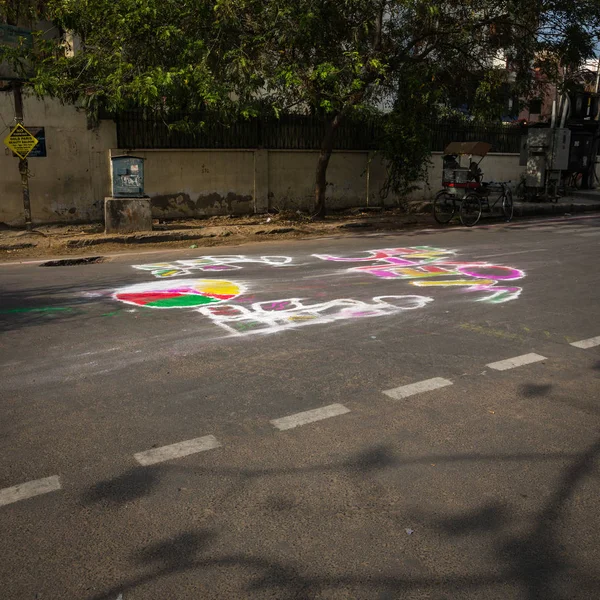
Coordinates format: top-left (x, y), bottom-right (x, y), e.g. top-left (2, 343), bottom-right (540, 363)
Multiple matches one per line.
top-left (314, 114), bottom-right (343, 218)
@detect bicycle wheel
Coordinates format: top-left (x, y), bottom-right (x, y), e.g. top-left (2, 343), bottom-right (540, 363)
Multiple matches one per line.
top-left (433, 191), bottom-right (455, 224)
top-left (502, 189), bottom-right (514, 222)
top-left (460, 194), bottom-right (482, 227)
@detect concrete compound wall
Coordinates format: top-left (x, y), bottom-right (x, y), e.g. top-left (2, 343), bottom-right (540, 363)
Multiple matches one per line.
top-left (123, 149), bottom-right (256, 219)
top-left (133, 148), bottom-right (525, 218)
top-left (1, 97), bottom-right (526, 224)
top-left (0, 94), bottom-right (116, 226)
top-left (268, 150), bottom-right (371, 212)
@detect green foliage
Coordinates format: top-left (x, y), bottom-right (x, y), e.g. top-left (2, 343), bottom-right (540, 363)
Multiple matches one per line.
top-left (377, 110), bottom-right (433, 201)
top-left (0, 0), bottom-right (42, 25)
top-left (3, 0), bottom-right (599, 121)
top-left (2, 0), bottom-right (599, 209)
top-left (472, 70), bottom-right (514, 122)
top-left (5, 0), bottom-right (260, 123)
top-left (376, 66), bottom-right (439, 200)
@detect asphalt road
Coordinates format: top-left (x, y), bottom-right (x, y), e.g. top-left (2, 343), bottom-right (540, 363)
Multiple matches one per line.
top-left (1, 215), bottom-right (599, 600)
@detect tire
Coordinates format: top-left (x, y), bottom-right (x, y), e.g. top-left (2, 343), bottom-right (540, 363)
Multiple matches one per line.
top-left (460, 194), bottom-right (482, 227)
top-left (502, 189), bottom-right (514, 222)
top-left (433, 191), bottom-right (455, 224)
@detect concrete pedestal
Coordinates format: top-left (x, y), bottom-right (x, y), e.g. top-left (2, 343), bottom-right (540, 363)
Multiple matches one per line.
top-left (104, 197), bottom-right (152, 234)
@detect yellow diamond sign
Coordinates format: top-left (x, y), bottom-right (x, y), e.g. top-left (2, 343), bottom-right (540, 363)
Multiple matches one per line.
top-left (3, 123), bottom-right (39, 159)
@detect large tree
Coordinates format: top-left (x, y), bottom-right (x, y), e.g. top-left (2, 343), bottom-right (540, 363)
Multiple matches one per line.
top-left (220, 0), bottom-right (600, 214)
top-left (3, 0), bottom-right (600, 215)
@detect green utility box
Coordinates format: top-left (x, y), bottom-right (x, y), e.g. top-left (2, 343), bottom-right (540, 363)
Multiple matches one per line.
top-left (111, 155), bottom-right (145, 197)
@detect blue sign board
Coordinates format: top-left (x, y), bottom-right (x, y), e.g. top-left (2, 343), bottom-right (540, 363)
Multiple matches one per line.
top-left (27, 127), bottom-right (46, 158)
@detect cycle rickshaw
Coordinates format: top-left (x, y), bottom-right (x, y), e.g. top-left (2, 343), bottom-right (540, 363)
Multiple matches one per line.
top-left (433, 141), bottom-right (514, 226)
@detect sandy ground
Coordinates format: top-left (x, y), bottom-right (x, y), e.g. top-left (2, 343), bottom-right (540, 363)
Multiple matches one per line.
top-left (0, 208), bottom-right (432, 260)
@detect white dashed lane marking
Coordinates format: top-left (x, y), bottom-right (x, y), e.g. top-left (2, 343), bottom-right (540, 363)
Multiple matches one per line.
top-left (1, 334), bottom-right (593, 509)
top-left (383, 377), bottom-right (453, 400)
top-left (570, 336), bottom-right (600, 349)
top-left (134, 435), bottom-right (222, 466)
top-left (271, 403), bottom-right (350, 431)
top-left (487, 353), bottom-right (546, 371)
top-left (0, 476), bottom-right (61, 508)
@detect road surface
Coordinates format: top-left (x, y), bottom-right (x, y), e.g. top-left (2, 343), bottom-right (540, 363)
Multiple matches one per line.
top-left (1, 215), bottom-right (599, 600)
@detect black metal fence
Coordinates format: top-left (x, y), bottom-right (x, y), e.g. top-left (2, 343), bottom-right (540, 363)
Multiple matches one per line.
top-left (115, 110), bottom-right (523, 154)
top-left (428, 120), bottom-right (523, 154)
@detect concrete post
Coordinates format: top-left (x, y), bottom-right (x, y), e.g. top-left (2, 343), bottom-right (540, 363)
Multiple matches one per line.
top-left (253, 149), bottom-right (269, 213)
top-left (13, 83), bottom-right (33, 230)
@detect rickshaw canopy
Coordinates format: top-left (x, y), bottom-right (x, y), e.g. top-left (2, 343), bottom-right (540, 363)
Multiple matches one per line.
top-left (443, 141), bottom-right (492, 157)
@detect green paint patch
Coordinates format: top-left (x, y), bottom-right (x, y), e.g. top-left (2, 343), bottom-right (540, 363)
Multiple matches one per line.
top-left (230, 320), bottom-right (266, 332)
top-left (146, 295), bottom-right (219, 308)
top-left (0, 306), bottom-right (73, 314)
top-left (101, 311), bottom-right (121, 317)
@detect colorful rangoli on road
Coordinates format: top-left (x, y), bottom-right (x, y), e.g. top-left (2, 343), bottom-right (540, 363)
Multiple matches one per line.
top-left (312, 247), bottom-right (524, 303)
top-left (112, 247), bottom-right (526, 336)
top-left (114, 279), bottom-right (242, 308)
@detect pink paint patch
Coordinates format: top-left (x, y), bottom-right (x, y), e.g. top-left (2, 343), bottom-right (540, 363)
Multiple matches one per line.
top-left (456, 265), bottom-right (525, 281)
top-left (202, 265), bottom-right (236, 271)
top-left (352, 266), bottom-right (401, 278)
top-left (116, 291), bottom-right (182, 305)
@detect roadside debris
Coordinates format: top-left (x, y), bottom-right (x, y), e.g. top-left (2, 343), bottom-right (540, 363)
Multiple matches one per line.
top-left (41, 256), bottom-right (104, 267)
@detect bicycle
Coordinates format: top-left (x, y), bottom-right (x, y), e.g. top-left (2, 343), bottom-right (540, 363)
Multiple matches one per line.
top-left (433, 142), bottom-right (514, 227)
top-left (434, 184), bottom-right (513, 227)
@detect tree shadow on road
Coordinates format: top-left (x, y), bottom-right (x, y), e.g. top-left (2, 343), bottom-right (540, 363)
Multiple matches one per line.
top-left (519, 383), bottom-right (553, 397)
top-left (80, 445), bottom-right (400, 508)
top-left (83, 437), bottom-right (600, 600)
top-left (83, 467), bottom-right (162, 506)
top-left (497, 437), bottom-right (600, 600)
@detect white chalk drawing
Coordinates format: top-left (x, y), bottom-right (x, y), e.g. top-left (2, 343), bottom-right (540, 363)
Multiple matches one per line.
top-left (313, 246), bottom-right (526, 303)
top-left (113, 246), bottom-right (527, 339)
top-left (112, 278), bottom-right (433, 336)
top-left (196, 295), bottom-right (434, 336)
top-left (133, 255), bottom-right (292, 278)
